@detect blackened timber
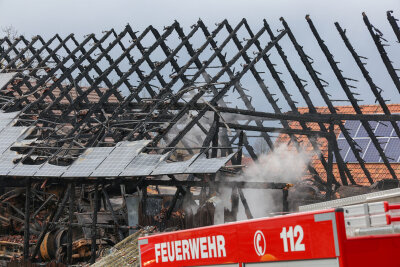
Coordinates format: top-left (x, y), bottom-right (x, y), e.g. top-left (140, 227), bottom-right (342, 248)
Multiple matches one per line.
top-left (32, 186), bottom-right (70, 259)
top-left (221, 122), bottom-right (331, 138)
top-left (326, 125), bottom-right (335, 199)
top-left (335, 21), bottom-right (400, 140)
top-left (112, 27), bottom-right (156, 97)
top-left (23, 178), bottom-right (31, 259)
top-left (196, 20), bottom-right (275, 150)
top-left (127, 102), bottom-right (400, 123)
top-left (0, 37), bottom-right (23, 64)
top-left (39, 29), bottom-right (126, 119)
top-left (12, 33), bottom-right (96, 112)
top-left (165, 28), bottom-right (287, 148)
top-left (244, 20), bottom-right (334, 185)
top-left (363, 12), bottom-right (400, 93)
top-left (264, 19), bottom-right (353, 185)
top-left (2, 37), bottom-right (39, 71)
top-left (139, 20), bottom-right (247, 145)
top-left (387, 11), bottom-right (400, 43)
top-left (67, 22), bottom-right (180, 143)
top-left (144, 180), bottom-right (288, 189)
top-left (281, 17), bottom-right (374, 184)
top-left (126, 20), bottom-right (228, 141)
top-left (5, 35), bottom-right (73, 106)
top-left (211, 112), bottom-right (220, 158)
top-left (238, 188), bottom-right (253, 219)
top-left (55, 26), bottom-right (152, 145)
top-left (90, 182), bottom-right (99, 264)
top-left (102, 188), bottom-right (124, 241)
top-left (67, 183), bottom-right (74, 265)
top-left (307, 16), bottom-right (397, 180)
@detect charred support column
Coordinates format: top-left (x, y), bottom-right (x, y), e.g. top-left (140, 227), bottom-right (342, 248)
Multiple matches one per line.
top-left (67, 183), bottom-right (75, 265)
top-left (90, 182), bottom-right (99, 264)
top-left (211, 112), bottom-right (220, 158)
top-left (326, 124), bottom-right (335, 200)
top-left (238, 188), bottom-right (253, 219)
top-left (231, 187), bottom-right (239, 221)
top-left (23, 178), bottom-right (31, 259)
top-left (282, 187), bottom-right (289, 213)
top-left (102, 188), bottom-right (124, 241)
top-left (387, 11), bottom-right (400, 43)
top-left (363, 12), bottom-right (400, 93)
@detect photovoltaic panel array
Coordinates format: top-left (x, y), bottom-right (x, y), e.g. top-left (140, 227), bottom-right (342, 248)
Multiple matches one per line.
top-left (8, 163), bottom-right (43, 177)
top-left (151, 154), bottom-right (200, 175)
top-left (35, 163), bottom-right (69, 177)
top-left (0, 127), bottom-right (28, 154)
top-left (120, 154), bottom-right (164, 176)
top-left (0, 150), bottom-right (21, 175)
top-left (92, 141), bottom-right (150, 177)
top-left (62, 147), bottom-right (114, 177)
top-left (0, 111), bottom-right (19, 128)
top-left (335, 120), bottom-right (400, 163)
top-left (0, 73), bottom-right (17, 90)
top-left (185, 153), bottom-right (235, 174)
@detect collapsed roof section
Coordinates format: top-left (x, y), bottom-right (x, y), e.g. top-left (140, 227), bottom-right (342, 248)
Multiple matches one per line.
top-left (0, 12), bottom-right (399, 188)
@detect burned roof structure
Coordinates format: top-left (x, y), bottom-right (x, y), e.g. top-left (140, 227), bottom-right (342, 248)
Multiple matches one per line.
top-left (0, 11), bottom-right (399, 265)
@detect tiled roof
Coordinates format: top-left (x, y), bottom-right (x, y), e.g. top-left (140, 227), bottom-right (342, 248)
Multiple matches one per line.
top-left (7, 79), bottom-right (121, 104)
top-left (276, 104), bottom-right (400, 186)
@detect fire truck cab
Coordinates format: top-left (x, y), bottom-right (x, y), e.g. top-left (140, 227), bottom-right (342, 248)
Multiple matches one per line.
top-left (139, 199), bottom-right (400, 267)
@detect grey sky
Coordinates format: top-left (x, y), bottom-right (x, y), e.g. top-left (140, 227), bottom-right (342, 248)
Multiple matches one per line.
top-left (0, 0), bottom-right (399, 111)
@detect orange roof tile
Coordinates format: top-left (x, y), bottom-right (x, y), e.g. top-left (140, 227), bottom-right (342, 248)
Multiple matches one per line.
top-left (276, 104), bottom-right (400, 186)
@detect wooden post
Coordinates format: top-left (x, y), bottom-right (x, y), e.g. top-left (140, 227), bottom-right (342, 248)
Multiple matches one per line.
top-left (102, 188), bottom-right (124, 241)
top-left (326, 124), bottom-right (335, 200)
top-left (23, 178), bottom-right (31, 259)
top-left (238, 188), bottom-right (253, 219)
top-left (90, 182), bottom-right (99, 264)
top-left (67, 183), bottom-right (75, 264)
top-left (282, 187), bottom-right (289, 212)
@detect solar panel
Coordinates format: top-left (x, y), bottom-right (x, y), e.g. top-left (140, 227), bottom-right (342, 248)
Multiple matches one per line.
top-left (120, 154), bottom-right (164, 176)
top-left (185, 153), bottom-right (235, 174)
top-left (0, 111), bottom-right (19, 127)
top-left (116, 140), bottom-right (150, 148)
top-left (391, 122), bottom-right (400, 137)
top-left (92, 144), bottom-right (147, 177)
top-left (0, 150), bottom-right (20, 175)
top-left (35, 163), bottom-right (69, 177)
top-left (383, 138), bottom-right (400, 162)
top-left (151, 154), bottom-right (200, 175)
top-left (62, 147), bottom-right (114, 177)
top-left (363, 138), bottom-right (388, 162)
top-left (333, 139), bottom-right (350, 162)
top-left (8, 163), bottom-right (43, 177)
top-left (356, 122), bottom-right (378, 137)
top-left (343, 120), bottom-right (361, 137)
top-left (375, 122), bottom-right (394, 137)
top-left (344, 139), bottom-right (370, 162)
top-left (0, 127), bottom-right (28, 154)
top-left (0, 72), bottom-right (17, 90)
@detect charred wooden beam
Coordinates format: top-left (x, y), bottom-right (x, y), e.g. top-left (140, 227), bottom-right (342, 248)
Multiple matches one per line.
top-left (387, 11), bottom-right (400, 43)
top-left (23, 178), bottom-right (30, 259)
top-left (363, 12), bottom-right (400, 93)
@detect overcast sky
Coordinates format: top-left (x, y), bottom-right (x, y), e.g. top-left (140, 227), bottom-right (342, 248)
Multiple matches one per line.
top-left (0, 0), bottom-right (399, 110)
top-left (0, 0), bottom-right (398, 36)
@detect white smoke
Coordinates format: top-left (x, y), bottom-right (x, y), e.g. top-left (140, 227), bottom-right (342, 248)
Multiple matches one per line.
top-left (215, 143), bottom-right (315, 222)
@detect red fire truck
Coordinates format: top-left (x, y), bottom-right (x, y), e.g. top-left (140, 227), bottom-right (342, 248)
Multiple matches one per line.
top-left (138, 201), bottom-right (400, 267)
